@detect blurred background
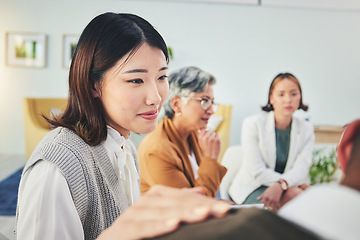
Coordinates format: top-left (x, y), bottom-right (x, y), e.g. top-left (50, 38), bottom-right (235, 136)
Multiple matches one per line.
top-left (1, 0), bottom-right (359, 156)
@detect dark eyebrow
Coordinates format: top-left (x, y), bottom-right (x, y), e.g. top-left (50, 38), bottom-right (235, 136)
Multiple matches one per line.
top-left (123, 69), bottom-right (147, 74)
top-left (123, 66), bottom-right (168, 74)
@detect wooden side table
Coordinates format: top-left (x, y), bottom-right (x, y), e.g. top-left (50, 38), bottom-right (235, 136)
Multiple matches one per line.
top-left (314, 125), bottom-right (344, 144)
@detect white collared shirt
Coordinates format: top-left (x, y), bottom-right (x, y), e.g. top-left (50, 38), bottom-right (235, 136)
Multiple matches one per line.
top-left (103, 126), bottom-right (140, 205)
top-left (17, 127), bottom-right (140, 240)
top-left (188, 151), bottom-right (199, 179)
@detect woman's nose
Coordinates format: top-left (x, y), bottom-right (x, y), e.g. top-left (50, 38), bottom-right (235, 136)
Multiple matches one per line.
top-left (284, 94), bottom-right (292, 102)
top-left (206, 104), bottom-right (215, 115)
top-left (145, 84), bottom-right (161, 106)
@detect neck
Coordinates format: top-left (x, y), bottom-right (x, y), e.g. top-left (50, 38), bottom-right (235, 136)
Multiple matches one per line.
top-left (274, 112), bottom-right (292, 130)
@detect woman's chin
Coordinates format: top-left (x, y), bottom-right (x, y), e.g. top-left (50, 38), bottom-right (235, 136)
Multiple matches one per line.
top-left (135, 123), bottom-right (158, 135)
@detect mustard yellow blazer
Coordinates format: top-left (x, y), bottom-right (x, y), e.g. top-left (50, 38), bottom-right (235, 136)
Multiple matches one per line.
top-left (138, 117), bottom-right (227, 197)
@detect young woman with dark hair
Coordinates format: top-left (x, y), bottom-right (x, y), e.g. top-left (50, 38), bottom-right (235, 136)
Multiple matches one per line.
top-left (229, 72), bottom-right (314, 211)
top-left (15, 13), bottom-right (229, 240)
top-left (261, 73), bottom-right (308, 112)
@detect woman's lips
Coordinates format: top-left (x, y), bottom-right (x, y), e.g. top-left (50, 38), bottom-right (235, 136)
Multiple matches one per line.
top-left (285, 106), bottom-right (293, 110)
top-left (202, 118), bottom-right (209, 123)
top-left (138, 110), bottom-right (158, 120)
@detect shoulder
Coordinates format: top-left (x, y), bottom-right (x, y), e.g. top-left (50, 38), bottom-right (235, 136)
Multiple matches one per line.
top-left (293, 116), bottom-right (314, 131)
top-left (40, 127), bottom-right (86, 147)
top-left (139, 122), bottom-right (167, 150)
top-left (138, 122), bottom-right (180, 161)
top-left (24, 128), bottom-right (91, 192)
top-left (243, 112), bottom-right (272, 127)
top-left (28, 127), bottom-right (92, 170)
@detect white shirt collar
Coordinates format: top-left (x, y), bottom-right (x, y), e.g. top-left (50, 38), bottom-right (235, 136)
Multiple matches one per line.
top-left (103, 126), bottom-right (140, 205)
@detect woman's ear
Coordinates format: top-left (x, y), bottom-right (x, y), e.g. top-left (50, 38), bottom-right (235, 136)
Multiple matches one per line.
top-left (92, 83), bottom-right (101, 98)
top-left (171, 96), bottom-right (182, 113)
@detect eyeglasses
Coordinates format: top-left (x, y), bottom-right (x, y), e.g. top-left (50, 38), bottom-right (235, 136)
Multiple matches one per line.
top-left (188, 97), bottom-right (218, 112)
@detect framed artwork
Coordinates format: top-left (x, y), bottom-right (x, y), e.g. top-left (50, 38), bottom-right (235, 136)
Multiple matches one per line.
top-left (62, 34), bottom-right (79, 68)
top-left (6, 32), bottom-right (47, 68)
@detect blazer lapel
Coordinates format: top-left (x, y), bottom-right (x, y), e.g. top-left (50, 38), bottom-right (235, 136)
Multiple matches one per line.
top-left (286, 118), bottom-right (300, 170)
top-left (163, 118), bottom-right (196, 185)
top-left (265, 112), bottom-right (277, 169)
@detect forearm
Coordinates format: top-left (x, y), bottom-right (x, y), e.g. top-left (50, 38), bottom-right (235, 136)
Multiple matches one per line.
top-left (197, 157), bottom-right (227, 197)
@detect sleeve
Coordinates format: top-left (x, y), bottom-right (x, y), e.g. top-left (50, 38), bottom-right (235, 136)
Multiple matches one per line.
top-left (282, 123), bottom-right (314, 187)
top-left (140, 149), bottom-right (226, 197)
top-left (241, 117), bottom-right (282, 186)
top-left (17, 160), bottom-right (84, 240)
top-left (196, 156), bottom-right (227, 197)
top-left (140, 151), bottom-right (193, 187)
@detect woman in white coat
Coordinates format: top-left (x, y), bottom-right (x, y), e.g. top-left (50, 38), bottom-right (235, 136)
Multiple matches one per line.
top-left (228, 73), bottom-right (314, 211)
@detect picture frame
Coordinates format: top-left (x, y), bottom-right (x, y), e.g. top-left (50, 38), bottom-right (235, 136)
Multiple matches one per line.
top-left (62, 34), bottom-right (79, 68)
top-left (6, 32), bottom-right (47, 68)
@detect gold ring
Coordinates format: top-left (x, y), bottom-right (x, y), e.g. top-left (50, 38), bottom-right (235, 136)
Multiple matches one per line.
top-left (264, 206), bottom-right (273, 211)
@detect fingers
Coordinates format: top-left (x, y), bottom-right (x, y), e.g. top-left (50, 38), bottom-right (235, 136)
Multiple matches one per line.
top-left (258, 186), bottom-right (281, 211)
top-left (184, 186), bottom-right (207, 195)
top-left (198, 129), bottom-right (220, 142)
top-left (260, 197), bottom-right (280, 211)
top-left (104, 185), bottom-right (231, 240)
top-left (142, 185), bottom-right (230, 218)
top-left (197, 129), bottom-right (220, 159)
top-left (103, 213), bottom-right (180, 240)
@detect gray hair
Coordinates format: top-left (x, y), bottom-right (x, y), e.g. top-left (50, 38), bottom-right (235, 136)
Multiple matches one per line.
top-left (163, 66), bottom-right (216, 119)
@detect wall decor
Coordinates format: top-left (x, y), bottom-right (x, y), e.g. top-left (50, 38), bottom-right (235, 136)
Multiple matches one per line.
top-left (63, 34), bottom-right (79, 68)
top-left (6, 32), bottom-right (47, 68)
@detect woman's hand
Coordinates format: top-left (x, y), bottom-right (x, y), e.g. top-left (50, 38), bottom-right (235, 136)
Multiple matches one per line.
top-left (97, 185), bottom-right (230, 240)
top-left (198, 129), bottom-right (221, 160)
top-left (258, 183), bottom-right (283, 211)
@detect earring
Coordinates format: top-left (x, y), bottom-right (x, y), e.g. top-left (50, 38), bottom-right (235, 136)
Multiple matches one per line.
top-left (175, 112), bottom-right (182, 117)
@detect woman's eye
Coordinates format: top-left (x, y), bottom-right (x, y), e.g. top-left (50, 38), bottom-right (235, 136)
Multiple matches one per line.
top-left (201, 98), bottom-right (210, 105)
top-left (128, 79), bottom-right (143, 84)
top-left (158, 75), bottom-right (168, 81)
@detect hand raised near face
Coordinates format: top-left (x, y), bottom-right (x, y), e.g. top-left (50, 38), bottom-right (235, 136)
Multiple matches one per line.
top-left (198, 129), bottom-right (221, 160)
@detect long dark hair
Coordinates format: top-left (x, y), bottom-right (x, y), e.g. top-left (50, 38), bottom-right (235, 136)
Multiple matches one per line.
top-left (47, 12), bottom-right (169, 145)
top-left (261, 72), bottom-right (308, 112)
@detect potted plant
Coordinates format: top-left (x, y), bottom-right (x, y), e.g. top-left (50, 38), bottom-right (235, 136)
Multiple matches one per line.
top-left (309, 147), bottom-right (341, 185)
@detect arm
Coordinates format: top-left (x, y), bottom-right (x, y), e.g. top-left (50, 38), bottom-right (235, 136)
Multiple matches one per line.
top-left (140, 151), bottom-right (194, 189)
top-left (241, 117), bottom-right (282, 185)
top-left (196, 129), bottom-right (227, 197)
top-left (17, 160), bottom-right (84, 240)
top-left (97, 185), bottom-right (230, 240)
top-left (140, 148), bottom-right (225, 197)
top-left (258, 122), bottom-right (314, 209)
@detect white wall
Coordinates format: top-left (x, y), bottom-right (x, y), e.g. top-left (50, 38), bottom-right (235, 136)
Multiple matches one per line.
top-left (1, 0), bottom-right (359, 155)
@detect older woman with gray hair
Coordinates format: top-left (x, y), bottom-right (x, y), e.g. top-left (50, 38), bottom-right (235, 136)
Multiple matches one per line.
top-left (138, 66), bottom-right (227, 197)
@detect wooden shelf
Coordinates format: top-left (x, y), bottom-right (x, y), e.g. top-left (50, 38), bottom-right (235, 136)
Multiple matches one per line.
top-left (314, 125), bottom-right (343, 144)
